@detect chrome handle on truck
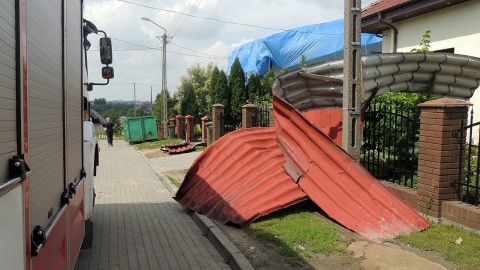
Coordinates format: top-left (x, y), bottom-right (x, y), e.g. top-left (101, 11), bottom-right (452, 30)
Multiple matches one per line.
top-left (9, 155), bottom-right (31, 182)
top-left (31, 225), bottom-right (45, 257)
top-left (1, 156), bottom-right (32, 196)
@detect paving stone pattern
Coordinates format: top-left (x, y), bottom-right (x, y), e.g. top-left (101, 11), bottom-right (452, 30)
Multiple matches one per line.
top-left (75, 140), bottom-right (230, 270)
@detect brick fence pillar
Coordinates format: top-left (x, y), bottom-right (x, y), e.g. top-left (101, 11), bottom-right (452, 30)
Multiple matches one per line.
top-left (242, 104), bottom-right (257, 129)
top-left (416, 98), bottom-right (471, 218)
top-left (269, 105), bottom-right (276, 127)
top-left (169, 118), bottom-right (176, 126)
top-left (176, 115), bottom-right (185, 139)
top-left (201, 116), bottom-right (211, 144)
top-left (212, 104), bottom-right (225, 142)
top-left (185, 115), bottom-right (195, 143)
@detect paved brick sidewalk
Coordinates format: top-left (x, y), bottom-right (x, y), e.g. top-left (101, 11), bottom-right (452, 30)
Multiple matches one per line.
top-left (75, 140), bottom-right (230, 270)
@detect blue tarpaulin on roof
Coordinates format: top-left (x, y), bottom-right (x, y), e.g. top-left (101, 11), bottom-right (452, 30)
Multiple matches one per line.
top-left (227, 19), bottom-right (382, 78)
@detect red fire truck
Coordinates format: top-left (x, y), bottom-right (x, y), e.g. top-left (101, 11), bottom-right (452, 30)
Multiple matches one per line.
top-left (0, 1), bottom-right (113, 269)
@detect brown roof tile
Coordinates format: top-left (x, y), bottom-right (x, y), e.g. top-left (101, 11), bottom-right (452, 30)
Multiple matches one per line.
top-left (362, 0), bottom-right (416, 18)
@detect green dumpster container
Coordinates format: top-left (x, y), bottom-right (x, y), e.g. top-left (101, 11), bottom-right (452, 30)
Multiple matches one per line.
top-left (123, 116), bottom-right (158, 143)
top-left (142, 116), bottom-right (158, 140)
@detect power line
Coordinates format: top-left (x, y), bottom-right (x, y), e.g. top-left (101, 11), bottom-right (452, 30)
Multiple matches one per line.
top-left (168, 0), bottom-right (193, 36)
top-left (90, 36), bottom-right (228, 59)
top-left (171, 0), bottom-right (203, 38)
top-left (109, 82), bottom-right (163, 87)
top-left (118, 0), bottom-right (348, 36)
top-left (169, 41), bottom-right (223, 58)
top-left (163, 0), bottom-right (178, 29)
top-left (117, 0), bottom-right (321, 33)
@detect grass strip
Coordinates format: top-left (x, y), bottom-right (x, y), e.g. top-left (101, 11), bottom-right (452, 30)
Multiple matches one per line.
top-left (397, 222), bottom-right (480, 270)
top-left (245, 204), bottom-right (346, 267)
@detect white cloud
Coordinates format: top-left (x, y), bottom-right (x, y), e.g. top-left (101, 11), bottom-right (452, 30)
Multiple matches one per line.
top-left (84, 0), bottom-right (378, 102)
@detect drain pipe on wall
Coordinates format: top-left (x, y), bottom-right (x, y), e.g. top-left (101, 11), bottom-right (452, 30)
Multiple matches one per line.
top-left (378, 13), bottom-right (398, 53)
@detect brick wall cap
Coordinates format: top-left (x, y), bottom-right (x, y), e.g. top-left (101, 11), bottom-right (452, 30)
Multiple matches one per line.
top-left (170, 118), bottom-right (176, 121)
top-left (418, 98), bottom-right (472, 108)
top-left (185, 115), bottom-right (194, 119)
top-left (201, 116), bottom-right (211, 121)
top-left (212, 104), bottom-right (225, 108)
top-left (176, 115), bottom-right (185, 119)
top-left (242, 104), bottom-right (258, 108)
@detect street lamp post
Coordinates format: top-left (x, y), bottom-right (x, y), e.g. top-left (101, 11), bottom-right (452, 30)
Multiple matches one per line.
top-left (142, 17), bottom-right (168, 138)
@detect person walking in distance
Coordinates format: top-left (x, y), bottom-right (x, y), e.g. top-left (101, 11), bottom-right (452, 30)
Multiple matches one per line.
top-left (102, 117), bottom-right (116, 146)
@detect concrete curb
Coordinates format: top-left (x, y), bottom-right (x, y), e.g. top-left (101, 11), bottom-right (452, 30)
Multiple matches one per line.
top-left (138, 147), bottom-right (254, 270)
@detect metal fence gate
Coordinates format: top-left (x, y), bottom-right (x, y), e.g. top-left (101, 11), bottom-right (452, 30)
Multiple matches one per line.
top-left (361, 99), bottom-right (420, 188)
top-left (455, 108), bottom-right (480, 206)
top-left (253, 102), bottom-right (271, 127)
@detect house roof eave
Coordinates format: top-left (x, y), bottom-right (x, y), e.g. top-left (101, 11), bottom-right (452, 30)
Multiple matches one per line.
top-left (361, 0), bottom-right (470, 34)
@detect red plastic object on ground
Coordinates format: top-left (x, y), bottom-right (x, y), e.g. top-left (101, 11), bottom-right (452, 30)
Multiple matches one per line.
top-left (162, 142), bottom-right (196, 154)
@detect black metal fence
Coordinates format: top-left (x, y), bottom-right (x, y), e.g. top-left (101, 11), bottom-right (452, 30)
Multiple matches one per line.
top-left (253, 102), bottom-right (271, 127)
top-left (456, 109), bottom-right (480, 206)
top-left (361, 100), bottom-right (420, 188)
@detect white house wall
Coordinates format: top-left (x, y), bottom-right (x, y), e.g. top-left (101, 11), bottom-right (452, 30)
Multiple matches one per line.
top-left (380, 0), bottom-right (480, 142)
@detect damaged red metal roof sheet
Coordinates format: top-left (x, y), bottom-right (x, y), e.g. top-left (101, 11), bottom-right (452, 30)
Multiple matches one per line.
top-left (174, 52), bottom-right (480, 242)
top-left (174, 95), bottom-right (429, 242)
top-left (273, 95), bottom-right (430, 242)
top-left (174, 128), bottom-right (308, 226)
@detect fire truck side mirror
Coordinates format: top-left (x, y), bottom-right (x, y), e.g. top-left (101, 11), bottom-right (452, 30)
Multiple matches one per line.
top-left (99, 37), bottom-right (112, 65)
top-left (102, 67), bottom-right (114, 79)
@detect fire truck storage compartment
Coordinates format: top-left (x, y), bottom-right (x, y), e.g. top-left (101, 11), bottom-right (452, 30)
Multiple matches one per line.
top-left (0, 0), bottom-right (18, 187)
top-left (0, 1), bottom-right (24, 269)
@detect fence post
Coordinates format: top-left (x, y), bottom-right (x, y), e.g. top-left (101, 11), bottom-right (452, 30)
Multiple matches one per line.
top-left (242, 104), bottom-right (257, 129)
top-left (176, 115), bottom-right (186, 139)
top-left (416, 98), bottom-right (471, 218)
top-left (212, 104), bottom-right (225, 142)
top-left (201, 116), bottom-right (210, 144)
top-left (168, 118), bottom-right (176, 139)
top-left (185, 115), bottom-right (195, 143)
top-left (269, 105), bottom-right (276, 127)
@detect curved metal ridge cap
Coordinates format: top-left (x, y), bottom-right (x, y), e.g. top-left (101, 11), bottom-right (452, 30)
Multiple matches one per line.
top-left (174, 127), bottom-right (308, 227)
top-left (273, 52), bottom-right (480, 112)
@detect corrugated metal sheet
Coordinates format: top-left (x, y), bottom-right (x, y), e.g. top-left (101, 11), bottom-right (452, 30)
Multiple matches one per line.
top-left (273, 53), bottom-right (480, 112)
top-left (174, 128), bottom-right (308, 226)
top-left (176, 52), bottom-right (480, 242)
top-left (168, 143), bottom-right (196, 154)
top-left (175, 97), bottom-right (429, 241)
top-left (303, 109), bottom-right (343, 147)
top-left (274, 95), bottom-right (429, 242)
